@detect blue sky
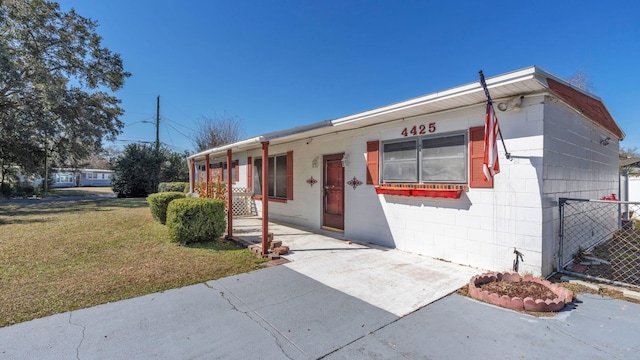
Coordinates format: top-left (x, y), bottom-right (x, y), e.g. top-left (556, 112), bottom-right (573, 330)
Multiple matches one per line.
top-left (56, 0), bottom-right (640, 154)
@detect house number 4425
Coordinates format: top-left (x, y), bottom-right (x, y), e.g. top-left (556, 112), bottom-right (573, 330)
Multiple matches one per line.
top-left (401, 123), bottom-right (436, 137)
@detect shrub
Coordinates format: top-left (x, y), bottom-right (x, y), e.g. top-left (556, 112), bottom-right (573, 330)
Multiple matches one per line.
top-left (166, 198), bottom-right (226, 244)
top-left (0, 183), bottom-right (11, 198)
top-left (14, 182), bottom-right (35, 197)
top-left (147, 192), bottom-right (185, 224)
top-left (158, 182), bottom-right (189, 193)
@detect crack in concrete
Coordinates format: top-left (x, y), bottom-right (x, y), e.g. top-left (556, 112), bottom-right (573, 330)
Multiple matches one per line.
top-left (202, 282), bottom-right (302, 359)
top-left (68, 312), bottom-right (86, 360)
top-left (541, 323), bottom-right (614, 356)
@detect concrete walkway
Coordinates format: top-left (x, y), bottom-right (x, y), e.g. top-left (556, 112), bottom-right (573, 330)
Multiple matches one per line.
top-left (1, 217), bottom-right (639, 359)
top-left (232, 217), bottom-right (480, 316)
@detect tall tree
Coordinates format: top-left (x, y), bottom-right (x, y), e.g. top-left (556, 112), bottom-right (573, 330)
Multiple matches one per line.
top-left (192, 112), bottom-right (243, 152)
top-left (0, 0), bottom-right (130, 182)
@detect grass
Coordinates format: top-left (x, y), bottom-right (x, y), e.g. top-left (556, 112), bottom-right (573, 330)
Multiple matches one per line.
top-left (0, 198), bottom-right (267, 327)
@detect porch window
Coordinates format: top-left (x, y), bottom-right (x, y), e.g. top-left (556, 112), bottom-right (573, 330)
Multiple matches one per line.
top-left (221, 160), bottom-right (239, 182)
top-left (254, 154), bottom-right (288, 199)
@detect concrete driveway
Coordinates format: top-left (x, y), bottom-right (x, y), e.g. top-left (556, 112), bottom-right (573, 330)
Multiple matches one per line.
top-left (231, 217), bottom-right (481, 316)
top-left (1, 218), bottom-right (639, 359)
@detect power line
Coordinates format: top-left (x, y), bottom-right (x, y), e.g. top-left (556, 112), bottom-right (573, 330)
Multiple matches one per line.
top-left (162, 116), bottom-right (195, 132)
top-left (165, 122), bottom-right (193, 142)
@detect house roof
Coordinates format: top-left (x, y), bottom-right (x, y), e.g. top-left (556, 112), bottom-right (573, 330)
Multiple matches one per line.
top-left (188, 66), bottom-right (624, 161)
top-left (620, 158), bottom-right (640, 167)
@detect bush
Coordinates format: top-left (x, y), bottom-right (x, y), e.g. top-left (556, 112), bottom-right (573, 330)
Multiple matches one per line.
top-left (158, 182), bottom-right (189, 193)
top-left (0, 183), bottom-right (11, 198)
top-left (14, 182), bottom-right (35, 197)
top-left (147, 192), bottom-right (185, 224)
top-left (166, 198), bottom-right (226, 244)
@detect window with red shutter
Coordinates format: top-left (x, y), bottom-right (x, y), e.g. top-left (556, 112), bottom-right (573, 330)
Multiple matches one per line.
top-left (366, 141), bottom-right (379, 185)
top-left (469, 126), bottom-right (492, 188)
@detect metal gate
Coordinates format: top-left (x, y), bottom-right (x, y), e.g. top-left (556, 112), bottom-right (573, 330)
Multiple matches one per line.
top-left (559, 197), bottom-right (640, 288)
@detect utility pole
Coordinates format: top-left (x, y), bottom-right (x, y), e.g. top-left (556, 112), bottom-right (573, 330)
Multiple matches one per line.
top-left (155, 96), bottom-right (160, 154)
top-left (154, 95), bottom-right (161, 193)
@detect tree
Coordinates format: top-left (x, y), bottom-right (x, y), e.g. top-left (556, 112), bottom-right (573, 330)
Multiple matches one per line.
top-left (110, 144), bottom-right (159, 198)
top-left (620, 146), bottom-right (639, 160)
top-left (83, 146), bottom-right (122, 169)
top-left (567, 69), bottom-right (594, 92)
top-left (110, 144), bottom-right (189, 198)
top-left (160, 150), bottom-right (189, 182)
top-left (0, 0), bottom-right (130, 185)
top-left (192, 112), bottom-right (243, 152)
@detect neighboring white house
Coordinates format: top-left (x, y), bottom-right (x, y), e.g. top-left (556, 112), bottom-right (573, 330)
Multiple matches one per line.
top-left (187, 66), bottom-right (624, 277)
top-left (49, 168), bottom-right (113, 188)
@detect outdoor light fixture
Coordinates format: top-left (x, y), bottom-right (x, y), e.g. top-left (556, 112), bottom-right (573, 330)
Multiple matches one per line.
top-left (341, 154), bottom-right (350, 167)
top-left (497, 95), bottom-right (524, 112)
top-left (311, 156), bottom-right (319, 168)
top-left (600, 136), bottom-right (611, 146)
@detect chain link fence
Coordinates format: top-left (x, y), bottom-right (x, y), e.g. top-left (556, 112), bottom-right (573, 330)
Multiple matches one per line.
top-left (559, 198), bottom-right (640, 288)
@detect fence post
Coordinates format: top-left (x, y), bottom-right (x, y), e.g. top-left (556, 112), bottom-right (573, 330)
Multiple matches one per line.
top-left (558, 198), bottom-right (567, 272)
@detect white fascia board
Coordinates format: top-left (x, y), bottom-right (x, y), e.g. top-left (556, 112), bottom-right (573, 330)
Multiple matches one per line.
top-left (330, 66), bottom-right (541, 127)
top-left (261, 120), bottom-right (332, 142)
top-left (188, 120), bottom-right (333, 162)
top-left (187, 136), bottom-right (264, 162)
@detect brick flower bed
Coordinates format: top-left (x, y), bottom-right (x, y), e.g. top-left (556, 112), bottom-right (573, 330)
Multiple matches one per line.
top-left (468, 272), bottom-right (573, 312)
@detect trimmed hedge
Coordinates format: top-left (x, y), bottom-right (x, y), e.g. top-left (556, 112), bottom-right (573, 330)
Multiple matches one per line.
top-left (147, 192), bottom-right (186, 224)
top-left (158, 182), bottom-right (189, 193)
top-left (166, 198), bottom-right (226, 244)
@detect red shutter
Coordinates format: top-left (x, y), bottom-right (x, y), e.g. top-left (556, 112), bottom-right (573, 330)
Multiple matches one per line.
top-left (366, 141), bottom-right (380, 185)
top-left (218, 162), bottom-right (223, 182)
top-left (286, 151), bottom-right (294, 200)
top-left (234, 160), bottom-right (239, 182)
top-left (469, 126), bottom-right (493, 188)
top-left (247, 157), bottom-right (252, 191)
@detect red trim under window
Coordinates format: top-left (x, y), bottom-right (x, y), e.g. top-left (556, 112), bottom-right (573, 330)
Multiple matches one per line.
top-left (374, 187), bottom-right (462, 199)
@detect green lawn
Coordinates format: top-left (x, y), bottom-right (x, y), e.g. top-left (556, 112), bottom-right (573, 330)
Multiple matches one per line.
top-left (0, 198), bottom-right (266, 327)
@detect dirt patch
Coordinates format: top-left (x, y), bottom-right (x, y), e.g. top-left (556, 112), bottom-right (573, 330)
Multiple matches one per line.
top-left (479, 280), bottom-right (557, 300)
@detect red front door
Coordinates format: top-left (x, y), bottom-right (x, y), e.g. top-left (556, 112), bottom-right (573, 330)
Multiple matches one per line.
top-left (323, 154), bottom-right (344, 231)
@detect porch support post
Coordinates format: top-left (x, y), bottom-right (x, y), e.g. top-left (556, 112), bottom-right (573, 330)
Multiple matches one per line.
top-left (189, 158), bottom-right (195, 194)
top-left (226, 149), bottom-right (233, 239)
top-left (261, 141), bottom-right (269, 255)
top-left (205, 154), bottom-right (210, 197)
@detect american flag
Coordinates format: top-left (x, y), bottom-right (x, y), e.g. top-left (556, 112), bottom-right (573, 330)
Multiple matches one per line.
top-left (482, 101), bottom-right (500, 181)
top-left (478, 70), bottom-right (502, 181)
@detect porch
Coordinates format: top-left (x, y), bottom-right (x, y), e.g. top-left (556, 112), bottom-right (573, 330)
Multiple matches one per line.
top-left (229, 216), bottom-right (481, 316)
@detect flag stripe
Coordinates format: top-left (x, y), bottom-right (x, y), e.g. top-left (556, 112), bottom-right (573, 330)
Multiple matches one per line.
top-left (482, 103), bottom-right (500, 181)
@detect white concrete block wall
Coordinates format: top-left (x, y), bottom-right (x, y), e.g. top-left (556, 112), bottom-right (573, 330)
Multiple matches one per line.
top-left (219, 94), bottom-right (618, 278)
top-left (334, 99), bottom-right (546, 275)
top-left (540, 98), bottom-right (620, 275)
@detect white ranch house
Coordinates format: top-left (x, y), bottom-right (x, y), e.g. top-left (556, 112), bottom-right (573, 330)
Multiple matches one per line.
top-left (187, 66), bottom-right (624, 276)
